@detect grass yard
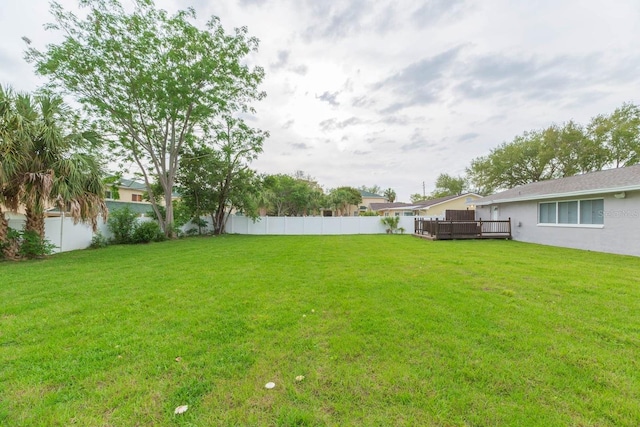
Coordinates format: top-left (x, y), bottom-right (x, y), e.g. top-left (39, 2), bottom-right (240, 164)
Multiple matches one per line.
top-left (1, 235), bottom-right (639, 426)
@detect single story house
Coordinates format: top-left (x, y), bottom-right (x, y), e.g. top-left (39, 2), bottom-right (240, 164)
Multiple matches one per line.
top-left (369, 202), bottom-right (416, 216)
top-left (371, 193), bottom-right (482, 217)
top-left (474, 165), bottom-right (640, 257)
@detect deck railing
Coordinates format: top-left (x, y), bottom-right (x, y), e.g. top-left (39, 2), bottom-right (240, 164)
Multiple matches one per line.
top-left (414, 218), bottom-right (511, 240)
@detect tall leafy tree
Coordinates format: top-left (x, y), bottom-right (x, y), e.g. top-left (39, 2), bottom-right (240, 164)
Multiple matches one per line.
top-left (466, 104), bottom-right (639, 193)
top-left (467, 130), bottom-right (557, 193)
top-left (26, 0), bottom-right (266, 237)
top-left (383, 188), bottom-right (397, 202)
top-left (410, 193), bottom-right (429, 204)
top-left (430, 174), bottom-right (466, 198)
top-left (358, 184), bottom-right (382, 195)
top-left (588, 103), bottom-right (640, 168)
top-left (177, 116), bottom-right (266, 235)
top-left (210, 117), bottom-right (266, 234)
top-left (262, 174), bottom-right (324, 216)
top-left (542, 121), bottom-right (608, 177)
top-left (329, 186), bottom-right (362, 216)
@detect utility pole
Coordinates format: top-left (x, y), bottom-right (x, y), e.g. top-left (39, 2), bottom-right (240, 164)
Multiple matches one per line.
top-left (422, 181), bottom-right (426, 198)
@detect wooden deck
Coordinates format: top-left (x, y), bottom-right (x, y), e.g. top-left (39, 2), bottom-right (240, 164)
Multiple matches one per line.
top-left (413, 218), bottom-right (512, 240)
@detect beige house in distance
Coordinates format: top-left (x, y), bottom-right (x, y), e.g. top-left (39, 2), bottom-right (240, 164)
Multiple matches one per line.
top-left (371, 193), bottom-right (482, 217)
top-left (326, 190), bottom-right (388, 216)
top-left (105, 178), bottom-right (178, 215)
top-left (356, 190), bottom-right (388, 215)
top-left (107, 178), bottom-right (147, 203)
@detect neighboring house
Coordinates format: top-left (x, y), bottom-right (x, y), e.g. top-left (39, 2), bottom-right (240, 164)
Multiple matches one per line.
top-left (370, 202), bottom-right (415, 216)
top-left (371, 193), bottom-right (482, 217)
top-left (413, 193), bottom-right (482, 217)
top-left (331, 190), bottom-right (388, 216)
top-left (357, 190), bottom-right (388, 215)
top-left (2, 178), bottom-right (152, 216)
top-left (105, 178), bottom-right (180, 216)
top-left (105, 178), bottom-right (154, 216)
top-left (107, 178), bottom-right (148, 204)
top-left (474, 165), bottom-right (640, 257)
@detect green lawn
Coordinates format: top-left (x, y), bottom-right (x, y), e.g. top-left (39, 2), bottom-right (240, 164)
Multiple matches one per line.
top-left (1, 235), bottom-right (639, 426)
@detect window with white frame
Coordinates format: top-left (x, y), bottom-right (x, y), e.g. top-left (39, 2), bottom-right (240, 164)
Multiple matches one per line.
top-left (538, 199), bottom-right (603, 225)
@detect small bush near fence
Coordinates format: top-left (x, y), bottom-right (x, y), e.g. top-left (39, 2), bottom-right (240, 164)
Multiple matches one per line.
top-left (1, 228), bottom-right (56, 260)
top-left (380, 216), bottom-right (400, 234)
top-left (89, 232), bottom-right (109, 249)
top-left (107, 207), bottom-right (165, 245)
top-left (131, 221), bottom-right (165, 244)
top-left (108, 207), bottom-right (138, 244)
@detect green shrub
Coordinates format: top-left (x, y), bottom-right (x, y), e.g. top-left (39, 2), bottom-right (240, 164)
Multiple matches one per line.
top-left (380, 216), bottom-right (400, 233)
top-left (107, 207), bottom-right (138, 244)
top-left (17, 229), bottom-right (56, 259)
top-left (185, 228), bottom-right (199, 236)
top-left (89, 232), bottom-right (109, 249)
top-left (131, 220), bottom-right (165, 244)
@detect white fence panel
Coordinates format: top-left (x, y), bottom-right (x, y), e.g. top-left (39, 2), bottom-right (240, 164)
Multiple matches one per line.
top-left (4, 213), bottom-right (420, 255)
top-left (302, 217), bottom-right (323, 235)
top-left (226, 215), bottom-right (416, 235)
top-left (44, 217), bottom-right (94, 253)
top-left (7, 215), bottom-right (95, 253)
top-left (320, 217), bottom-right (342, 234)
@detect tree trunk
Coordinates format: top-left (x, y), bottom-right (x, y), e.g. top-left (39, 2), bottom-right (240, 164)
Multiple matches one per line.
top-left (0, 208), bottom-right (19, 260)
top-left (213, 176), bottom-right (232, 236)
top-left (213, 206), bottom-right (226, 235)
top-left (0, 207), bottom-right (7, 245)
top-left (3, 236), bottom-right (20, 261)
top-left (164, 186), bottom-right (175, 238)
top-left (25, 206), bottom-right (46, 240)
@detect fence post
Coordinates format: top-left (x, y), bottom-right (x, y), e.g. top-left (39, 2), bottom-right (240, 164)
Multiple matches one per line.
top-left (479, 218), bottom-right (483, 237)
top-left (59, 212), bottom-right (64, 253)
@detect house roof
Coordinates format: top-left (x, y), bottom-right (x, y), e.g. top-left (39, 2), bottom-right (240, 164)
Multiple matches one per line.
top-left (413, 194), bottom-right (464, 208)
top-left (370, 202), bottom-right (412, 211)
top-left (411, 193), bottom-right (482, 210)
top-left (118, 178), bottom-right (147, 191)
top-left (359, 190), bottom-right (386, 198)
top-left (475, 165), bottom-right (640, 206)
top-left (112, 177), bottom-right (181, 198)
top-left (370, 193), bottom-right (481, 211)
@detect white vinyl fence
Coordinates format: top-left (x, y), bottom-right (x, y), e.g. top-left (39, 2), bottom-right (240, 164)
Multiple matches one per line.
top-left (8, 215), bottom-right (98, 254)
top-left (224, 215), bottom-right (417, 235)
top-left (6, 214), bottom-right (421, 254)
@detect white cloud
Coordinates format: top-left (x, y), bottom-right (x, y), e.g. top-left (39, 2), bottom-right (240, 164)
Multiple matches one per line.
top-left (2, 0), bottom-right (639, 199)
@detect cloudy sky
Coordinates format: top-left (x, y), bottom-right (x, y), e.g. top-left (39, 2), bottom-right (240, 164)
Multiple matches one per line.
top-left (1, 0), bottom-right (639, 201)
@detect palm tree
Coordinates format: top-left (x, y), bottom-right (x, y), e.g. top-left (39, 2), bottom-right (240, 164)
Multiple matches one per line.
top-left (22, 94), bottom-right (107, 240)
top-left (0, 87), bottom-right (33, 259)
top-left (1, 88), bottom-right (107, 252)
top-left (383, 188), bottom-right (396, 203)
